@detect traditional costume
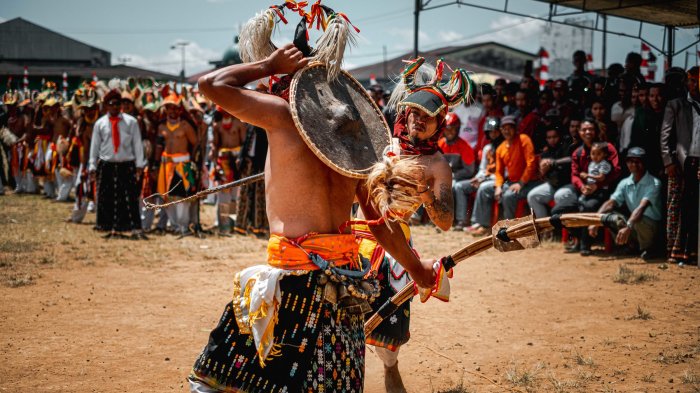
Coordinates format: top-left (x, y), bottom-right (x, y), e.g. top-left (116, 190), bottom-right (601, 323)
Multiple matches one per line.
top-left (89, 89), bottom-right (145, 232)
top-left (234, 125), bottom-right (269, 236)
top-left (359, 57), bottom-right (473, 367)
top-left (189, 3), bottom-right (393, 392)
top-left (69, 88), bottom-right (99, 223)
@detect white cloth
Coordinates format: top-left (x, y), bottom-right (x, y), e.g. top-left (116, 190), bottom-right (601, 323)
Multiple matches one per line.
top-left (611, 102), bottom-right (635, 150)
top-left (453, 102), bottom-right (483, 148)
top-left (88, 113), bottom-right (145, 171)
top-left (234, 265), bottom-right (301, 363)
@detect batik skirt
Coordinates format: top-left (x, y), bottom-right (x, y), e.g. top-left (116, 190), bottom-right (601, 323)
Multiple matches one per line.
top-left (95, 160), bottom-right (142, 232)
top-left (189, 272), bottom-right (365, 393)
top-left (234, 158), bottom-right (268, 236)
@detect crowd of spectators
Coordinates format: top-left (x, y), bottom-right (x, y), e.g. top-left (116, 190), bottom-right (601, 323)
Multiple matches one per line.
top-left (374, 50), bottom-right (699, 265)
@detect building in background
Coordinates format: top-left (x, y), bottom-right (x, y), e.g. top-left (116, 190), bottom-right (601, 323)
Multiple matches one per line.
top-left (349, 41), bottom-right (537, 88)
top-left (0, 18), bottom-right (176, 92)
top-left (540, 17), bottom-right (594, 79)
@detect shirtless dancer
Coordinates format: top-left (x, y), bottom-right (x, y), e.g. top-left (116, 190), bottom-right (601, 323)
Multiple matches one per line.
top-left (50, 101), bottom-right (74, 201)
top-left (188, 42), bottom-right (441, 392)
top-left (355, 61), bottom-right (461, 393)
top-left (210, 107), bottom-right (246, 233)
top-left (156, 96), bottom-right (197, 234)
top-left (69, 91), bottom-right (98, 223)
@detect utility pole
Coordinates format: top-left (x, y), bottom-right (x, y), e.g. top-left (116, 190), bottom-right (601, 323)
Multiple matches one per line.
top-left (413, 0), bottom-right (421, 58)
top-left (171, 41), bottom-right (190, 86)
top-left (382, 45), bottom-right (388, 80)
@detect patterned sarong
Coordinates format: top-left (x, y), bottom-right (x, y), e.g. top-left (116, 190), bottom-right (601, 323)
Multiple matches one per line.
top-left (354, 223), bottom-right (413, 351)
top-left (190, 234), bottom-right (368, 393)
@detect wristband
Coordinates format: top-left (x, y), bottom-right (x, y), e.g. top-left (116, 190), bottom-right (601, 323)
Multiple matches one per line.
top-left (626, 220), bottom-right (634, 229)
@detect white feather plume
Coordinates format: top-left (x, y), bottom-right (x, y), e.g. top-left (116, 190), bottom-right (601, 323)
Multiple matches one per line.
top-left (386, 63), bottom-right (435, 113)
top-left (239, 9), bottom-right (277, 63)
top-left (313, 15), bottom-right (357, 81)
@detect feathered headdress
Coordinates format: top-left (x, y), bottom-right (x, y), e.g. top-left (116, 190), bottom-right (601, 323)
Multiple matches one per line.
top-left (239, 1), bottom-right (359, 82)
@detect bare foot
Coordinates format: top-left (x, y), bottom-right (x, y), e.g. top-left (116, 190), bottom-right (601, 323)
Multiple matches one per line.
top-left (384, 362), bottom-right (407, 393)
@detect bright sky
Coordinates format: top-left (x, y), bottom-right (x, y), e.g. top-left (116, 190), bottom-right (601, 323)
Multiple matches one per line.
top-left (2, 0), bottom-right (698, 78)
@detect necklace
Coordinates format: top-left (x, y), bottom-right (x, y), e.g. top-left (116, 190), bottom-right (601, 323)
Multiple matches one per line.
top-left (166, 121), bottom-right (180, 132)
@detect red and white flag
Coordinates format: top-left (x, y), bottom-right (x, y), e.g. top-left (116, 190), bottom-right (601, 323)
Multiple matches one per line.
top-left (537, 48), bottom-right (550, 88)
top-left (369, 73), bottom-right (378, 86)
top-left (23, 66), bottom-right (29, 91)
top-left (641, 42), bottom-right (657, 81)
top-left (586, 53), bottom-right (594, 75)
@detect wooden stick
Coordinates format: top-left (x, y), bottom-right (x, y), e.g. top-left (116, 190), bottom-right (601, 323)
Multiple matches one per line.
top-left (142, 172), bottom-right (264, 210)
top-left (364, 213), bottom-right (607, 335)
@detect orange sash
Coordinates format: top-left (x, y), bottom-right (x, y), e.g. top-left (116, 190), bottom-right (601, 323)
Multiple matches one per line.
top-left (267, 233), bottom-right (360, 271)
top-left (157, 152), bottom-right (191, 196)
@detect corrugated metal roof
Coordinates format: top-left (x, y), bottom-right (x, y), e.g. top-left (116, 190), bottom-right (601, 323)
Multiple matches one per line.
top-left (535, 0), bottom-right (698, 27)
top-left (0, 18), bottom-right (111, 65)
top-left (0, 63), bottom-right (177, 80)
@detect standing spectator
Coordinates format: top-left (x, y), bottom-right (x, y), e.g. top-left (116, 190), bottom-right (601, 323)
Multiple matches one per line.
top-left (527, 125), bottom-right (571, 218)
top-left (476, 84), bottom-right (503, 153)
top-left (514, 89), bottom-right (540, 142)
top-left (590, 147), bottom-right (663, 260)
top-left (465, 117), bottom-right (503, 235)
top-left (566, 119), bottom-right (622, 255)
top-left (630, 83), bottom-right (665, 177)
top-left (502, 82), bottom-right (519, 116)
top-left (470, 116), bottom-right (538, 236)
top-left (552, 80), bottom-right (575, 125)
top-left (439, 113), bottom-right (475, 230)
top-left (88, 89), bottom-right (146, 239)
top-left (453, 87), bottom-right (483, 149)
top-left (590, 97), bottom-right (618, 144)
top-left (624, 52), bottom-right (645, 82)
top-left (661, 67), bottom-right (699, 265)
top-left (611, 75), bottom-right (637, 153)
top-left (567, 50), bottom-right (594, 89)
top-left (564, 116), bottom-right (582, 150)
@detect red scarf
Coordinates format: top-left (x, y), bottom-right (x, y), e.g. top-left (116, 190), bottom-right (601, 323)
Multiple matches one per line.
top-left (393, 111), bottom-right (445, 156)
top-left (109, 116), bottom-right (120, 154)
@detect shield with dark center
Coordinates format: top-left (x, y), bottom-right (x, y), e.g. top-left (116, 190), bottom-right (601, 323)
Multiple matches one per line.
top-left (289, 62), bottom-right (391, 179)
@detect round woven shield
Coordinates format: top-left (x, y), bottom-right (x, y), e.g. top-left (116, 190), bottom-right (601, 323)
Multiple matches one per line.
top-left (289, 63), bottom-right (391, 179)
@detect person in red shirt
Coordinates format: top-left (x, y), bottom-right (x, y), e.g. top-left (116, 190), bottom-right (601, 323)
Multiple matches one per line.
top-left (469, 116), bottom-right (539, 235)
top-left (515, 89), bottom-right (541, 148)
top-left (439, 113), bottom-right (476, 230)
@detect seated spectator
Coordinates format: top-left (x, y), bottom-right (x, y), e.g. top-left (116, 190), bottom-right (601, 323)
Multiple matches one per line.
top-left (552, 79), bottom-right (575, 125)
top-left (469, 116), bottom-right (538, 236)
top-left (589, 147), bottom-right (663, 260)
top-left (567, 50), bottom-right (594, 89)
top-left (612, 74), bottom-right (643, 153)
top-left (563, 116), bottom-right (582, 151)
top-left (453, 86), bottom-right (483, 149)
top-left (503, 82), bottom-right (519, 116)
top-left (464, 117), bottom-right (503, 234)
top-left (526, 125), bottom-right (572, 217)
top-left (560, 118), bottom-right (622, 255)
top-left (439, 113), bottom-right (476, 230)
top-left (577, 142), bottom-right (613, 210)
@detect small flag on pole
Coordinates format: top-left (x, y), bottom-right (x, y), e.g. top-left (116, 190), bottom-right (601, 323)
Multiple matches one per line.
top-left (537, 48), bottom-right (550, 89)
top-left (62, 72), bottom-right (68, 99)
top-left (586, 53), bottom-right (594, 75)
top-left (23, 66), bottom-right (29, 91)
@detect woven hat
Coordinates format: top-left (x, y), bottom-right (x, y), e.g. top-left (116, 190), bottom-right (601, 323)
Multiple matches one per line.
top-left (289, 62), bottom-right (391, 179)
top-left (398, 57), bottom-right (474, 118)
top-left (2, 91), bottom-right (20, 106)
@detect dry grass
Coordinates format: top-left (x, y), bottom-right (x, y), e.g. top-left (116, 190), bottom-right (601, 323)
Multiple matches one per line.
top-left (435, 384), bottom-right (475, 393)
top-left (504, 362), bottom-right (543, 391)
top-left (573, 353), bottom-right (596, 367)
top-left (613, 264), bottom-right (657, 284)
top-left (641, 373), bottom-right (656, 382)
top-left (627, 305), bottom-right (653, 320)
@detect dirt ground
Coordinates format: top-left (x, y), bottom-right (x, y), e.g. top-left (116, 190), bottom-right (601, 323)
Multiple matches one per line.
top-left (1, 193), bottom-right (699, 393)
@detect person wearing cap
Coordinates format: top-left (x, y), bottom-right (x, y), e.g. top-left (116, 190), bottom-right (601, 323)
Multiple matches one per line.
top-left (210, 105), bottom-right (246, 235)
top-left (465, 116), bottom-right (503, 234)
top-left (661, 66), bottom-right (700, 265)
top-left (188, 4), bottom-right (440, 388)
top-left (439, 112), bottom-right (476, 230)
top-left (156, 93), bottom-right (198, 235)
top-left (88, 89), bottom-right (146, 238)
top-left (470, 115), bottom-right (538, 235)
top-left (589, 147), bottom-right (663, 260)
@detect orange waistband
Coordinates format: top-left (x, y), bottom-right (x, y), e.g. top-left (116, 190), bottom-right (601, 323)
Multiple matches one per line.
top-left (267, 233), bottom-right (360, 271)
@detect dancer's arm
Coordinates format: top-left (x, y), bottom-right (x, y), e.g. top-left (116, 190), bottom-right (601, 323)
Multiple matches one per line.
top-left (198, 44), bottom-right (310, 131)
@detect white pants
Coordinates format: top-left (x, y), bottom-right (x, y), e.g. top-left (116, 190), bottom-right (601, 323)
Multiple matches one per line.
top-left (375, 346), bottom-right (400, 368)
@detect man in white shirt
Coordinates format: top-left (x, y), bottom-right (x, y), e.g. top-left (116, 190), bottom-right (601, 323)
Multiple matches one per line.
top-left (88, 89), bottom-right (146, 238)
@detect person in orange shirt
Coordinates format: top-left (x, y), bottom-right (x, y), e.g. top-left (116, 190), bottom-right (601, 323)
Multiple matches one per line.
top-left (438, 113), bottom-right (476, 230)
top-left (470, 116), bottom-right (539, 235)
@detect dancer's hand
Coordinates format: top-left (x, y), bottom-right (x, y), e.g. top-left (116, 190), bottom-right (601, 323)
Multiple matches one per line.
top-left (411, 259), bottom-right (437, 289)
top-left (265, 43), bottom-right (311, 75)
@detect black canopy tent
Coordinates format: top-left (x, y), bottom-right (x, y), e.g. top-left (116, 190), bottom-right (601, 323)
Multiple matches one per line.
top-left (411, 0), bottom-right (700, 70)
